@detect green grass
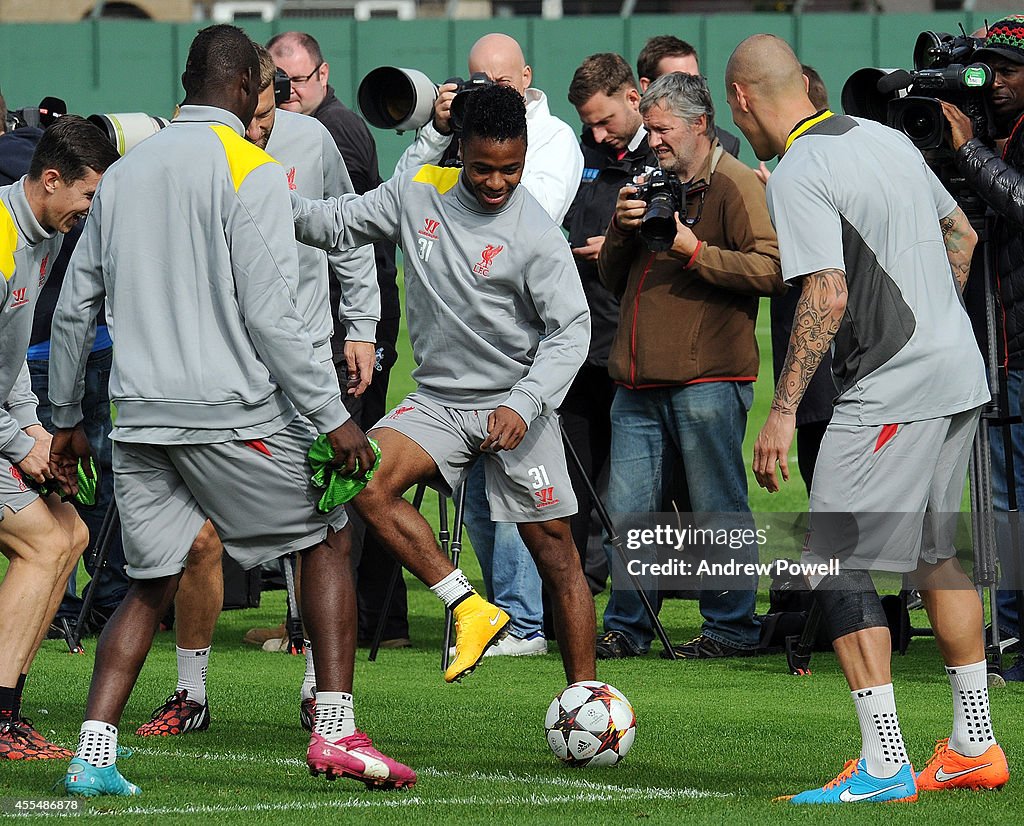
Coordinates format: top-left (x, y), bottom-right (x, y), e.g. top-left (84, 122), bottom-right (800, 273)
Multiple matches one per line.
top-left (3, 296), bottom-right (1021, 823)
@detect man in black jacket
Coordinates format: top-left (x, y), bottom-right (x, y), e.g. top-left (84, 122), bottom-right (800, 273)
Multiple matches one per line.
top-left (942, 14), bottom-right (1024, 679)
top-left (564, 54), bottom-right (655, 654)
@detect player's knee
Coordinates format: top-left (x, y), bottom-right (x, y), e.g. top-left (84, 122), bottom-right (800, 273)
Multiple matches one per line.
top-left (812, 570), bottom-right (887, 641)
top-left (188, 522), bottom-right (222, 560)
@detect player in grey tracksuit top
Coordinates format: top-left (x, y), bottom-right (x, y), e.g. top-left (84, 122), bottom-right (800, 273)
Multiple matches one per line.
top-left (48, 26), bottom-right (411, 795)
top-left (291, 153), bottom-right (589, 428)
top-left (268, 108), bottom-right (379, 367)
top-left (50, 106), bottom-right (348, 441)
top-left (292, 84), bottom-right (597, 687)
top-left (0, 117), bottom-right (119, 759)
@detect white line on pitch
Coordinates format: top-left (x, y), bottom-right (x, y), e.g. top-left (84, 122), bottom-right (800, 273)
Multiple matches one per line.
top-left (128, 745), bottom-right (727, 798)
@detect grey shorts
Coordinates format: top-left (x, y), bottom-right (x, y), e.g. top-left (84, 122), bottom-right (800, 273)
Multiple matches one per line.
top-left (113, 417), bottom-right (348, 579)
top-left (806, 408), bottom-right (980, 573)
top-left (0, 456), bottom-right (39, 515)
top-left (374, 392), bottom-right (577, 522)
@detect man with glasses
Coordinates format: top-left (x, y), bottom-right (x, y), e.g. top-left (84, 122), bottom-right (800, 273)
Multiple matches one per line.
top-left (595, 72), bottom-right (782, 660)
top-left (266, 31), bottom-right (409, 653)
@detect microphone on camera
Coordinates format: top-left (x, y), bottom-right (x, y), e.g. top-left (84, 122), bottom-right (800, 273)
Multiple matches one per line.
top-left (876, 70), bottom-right (913, 95)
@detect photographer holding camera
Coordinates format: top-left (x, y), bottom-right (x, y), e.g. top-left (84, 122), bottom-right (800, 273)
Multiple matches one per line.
top-left (941, 15), bottom-right (1024, 680)
top-left (594, 71), bottom-right (782, 661)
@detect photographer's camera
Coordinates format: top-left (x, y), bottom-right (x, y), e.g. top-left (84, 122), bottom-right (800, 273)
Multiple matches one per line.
top-left (636, 169), bottom-right (687, 252)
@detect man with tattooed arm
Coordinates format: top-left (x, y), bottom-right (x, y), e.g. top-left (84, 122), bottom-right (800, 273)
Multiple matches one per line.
top-left (727, 35), bottom-right (1007, 804)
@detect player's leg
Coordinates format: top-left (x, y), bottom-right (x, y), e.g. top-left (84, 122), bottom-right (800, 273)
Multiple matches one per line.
top-left (136, 520), bottom-right (221, 737)
top-left (0, 494), bottom-right (87, 760)
top-left (785, 422), bottom-right (925, 804)
top-left (483, 410), bottom-right (594, 681)
top-left (913, 408), bottom-right (1007, 791)
top-left (353, 397), bottom-right (510, 683)
top-left (518, 518), bottom-right (596, 682)
top-left (66, 441), bottom-right (207, 797)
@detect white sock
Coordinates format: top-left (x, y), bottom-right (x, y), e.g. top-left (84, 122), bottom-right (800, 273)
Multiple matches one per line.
top-left (429, 568), bottom-right (474, 609)
top-left (947, 660), bottom-right (995, 757)
top-left (175, 646), bottom-right (210, 706)
top-left (313, 691), bottom-right (355, 742)
top-left (852, 683), bottom-right (910, 778)
top-left (301, 640), bottom-right (316, 702)
top-left (75, 720), bottom-right (118, 768)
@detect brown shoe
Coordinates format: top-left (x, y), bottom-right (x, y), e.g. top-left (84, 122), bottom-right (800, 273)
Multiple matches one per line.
top-left (357, 637), bottom-right (412, 649)
top-left (243, 623), bottom-right (286, 646)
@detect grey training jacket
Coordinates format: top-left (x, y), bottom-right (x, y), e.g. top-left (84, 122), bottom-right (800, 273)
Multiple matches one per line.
top-left (0, 179), bottom-right (61, 462)
top-left (49, 106), bottom-right (347, 441)
top-left (292, 164), bottom-right (590, 425)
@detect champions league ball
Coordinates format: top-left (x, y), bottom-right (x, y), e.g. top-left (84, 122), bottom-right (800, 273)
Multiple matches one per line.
top-left (545, 681), bottom-right (636, 767)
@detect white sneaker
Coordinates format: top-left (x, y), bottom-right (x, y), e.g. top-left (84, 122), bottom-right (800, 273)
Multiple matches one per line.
top-left (482, 632), bottom-right (547, 658)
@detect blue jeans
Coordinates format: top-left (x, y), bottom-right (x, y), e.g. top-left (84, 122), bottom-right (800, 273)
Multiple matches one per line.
top-left (988, 368), bottom-right (1024, 637)
top-left (29, 349), bottom-right (129, 615)
top-left (603, 382), bottom-right (761, 651)
top-left (461, 460), bottom-right (544, 638)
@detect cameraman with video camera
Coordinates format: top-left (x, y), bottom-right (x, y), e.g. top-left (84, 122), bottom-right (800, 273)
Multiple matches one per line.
top-left (594, 72), bottom-right (782, 661)
top-left (941, 15), bottom-right (1024, 679)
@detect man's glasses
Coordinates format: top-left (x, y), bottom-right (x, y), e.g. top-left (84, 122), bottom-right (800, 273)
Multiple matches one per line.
top-left (288, 63), bottom-right (323, 87)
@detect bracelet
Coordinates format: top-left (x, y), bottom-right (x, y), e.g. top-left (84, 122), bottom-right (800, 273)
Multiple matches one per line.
top-left (685, 240), bottom-right (703, 269)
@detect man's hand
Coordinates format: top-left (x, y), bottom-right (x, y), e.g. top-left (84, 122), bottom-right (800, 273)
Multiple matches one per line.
top-left (754, 161), bottom-right (771, 185)
top-left (571, 235), bottom-right (606, 262)
top-left (752, 408), bottom-right (796, 493)
top-left (343, 340), bottom-right (375, 397)
top-left (325, 418), bottom-right (376, 480)
top-left (669, 217), bottom-right (700, 260)
top-left (49, 425), bottom-right (94, 495)
top-left (432, 82), bottom-right (460, 135)
top-left (613, 184), bottom-right (647, 232)
top-left (480, 406), bottom-right (527, 452)
top-left (940, 101), bottom-right (974, 151)
top-left (17, 424), bottom-right (53, 486)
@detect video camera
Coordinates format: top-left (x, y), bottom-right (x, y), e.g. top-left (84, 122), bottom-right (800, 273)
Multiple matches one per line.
top-left (357, 66), bottom-right (494, 133)
top-left (5, 96), bottom-right (67, 132)
top-left (636, 169), bottom-right (689, 252)
top-left (842, 28), bottom-right (994, 154)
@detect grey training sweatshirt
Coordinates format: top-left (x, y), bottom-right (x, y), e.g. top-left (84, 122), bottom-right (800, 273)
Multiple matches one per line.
top-left (265, 109), bottom-right (378, 360)
top-left (49, 105), bottom-right (347, 442)
top-left (292, 164), bottom-right (590, 425)
top-left (0, 178), bottom-right (61, 462)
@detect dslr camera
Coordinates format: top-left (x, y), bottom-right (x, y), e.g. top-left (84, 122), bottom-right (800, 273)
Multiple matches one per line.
top-left (357, 66), bottom-right (494, 133)
top-left (635, 168), bottom-right (688, 252)
top-left (843, 29), bottom-right (993, 154)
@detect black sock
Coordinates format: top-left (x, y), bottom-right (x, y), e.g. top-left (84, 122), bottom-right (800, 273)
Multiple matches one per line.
top-left (12, 674), bottom-right (26, 720)
top-left (0, 685), bottom-right (15, 723)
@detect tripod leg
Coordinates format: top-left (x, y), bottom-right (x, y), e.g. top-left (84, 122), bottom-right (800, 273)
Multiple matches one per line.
top-left (441, 484), bottom-right (467, 673)
top-left (787, 599), bottom-right (821, 675)
top-left (70, 501), bottom-right (120, 653)
top-left (368, 484), bottom-right (425, 662)
top-left (558, 422), bottom-right (675, 658)
top-left (282, 553), bottom-right (303, 655)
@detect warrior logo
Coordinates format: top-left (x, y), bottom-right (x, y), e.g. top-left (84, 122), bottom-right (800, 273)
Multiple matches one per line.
top-left (388, 405), bottom-right (415, 419)
top-left (419, 218), bottom-right (440, 239)
top-left (9, 287), bottom-right (27, 308)
top-left (473, 244), bottom-right (503, 277)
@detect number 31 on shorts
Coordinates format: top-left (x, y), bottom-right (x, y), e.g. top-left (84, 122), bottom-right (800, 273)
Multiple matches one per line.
top-left (528, 465), bottom-right (550, 488)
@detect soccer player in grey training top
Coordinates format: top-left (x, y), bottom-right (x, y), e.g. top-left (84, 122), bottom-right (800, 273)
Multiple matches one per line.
top-left (292, 84), bottom-right (597, 687)
top-left (48, 24), bottom-right (414, 797)
top-left (727, 34), bottom-right (1006, 804)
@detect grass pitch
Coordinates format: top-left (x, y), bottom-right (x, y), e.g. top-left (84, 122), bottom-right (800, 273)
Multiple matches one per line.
top-left (2, 299), bottom-right (1020, 823)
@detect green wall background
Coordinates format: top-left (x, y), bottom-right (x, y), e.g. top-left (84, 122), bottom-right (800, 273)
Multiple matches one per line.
top-left (0, 10), bottom-right (1015, 171)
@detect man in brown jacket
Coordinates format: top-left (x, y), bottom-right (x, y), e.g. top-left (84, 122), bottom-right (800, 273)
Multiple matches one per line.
top-left (595, 71), bottom-right (783, 660)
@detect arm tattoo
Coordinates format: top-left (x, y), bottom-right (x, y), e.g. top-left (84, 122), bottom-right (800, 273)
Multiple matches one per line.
top-left (772, 269), bottom-right (847, 415)
top-left (941, 209), bottom-right (974, 292)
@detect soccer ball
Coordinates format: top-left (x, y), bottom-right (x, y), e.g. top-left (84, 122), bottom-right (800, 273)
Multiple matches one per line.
top-left (544, 681), bottom-right (636, 767)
